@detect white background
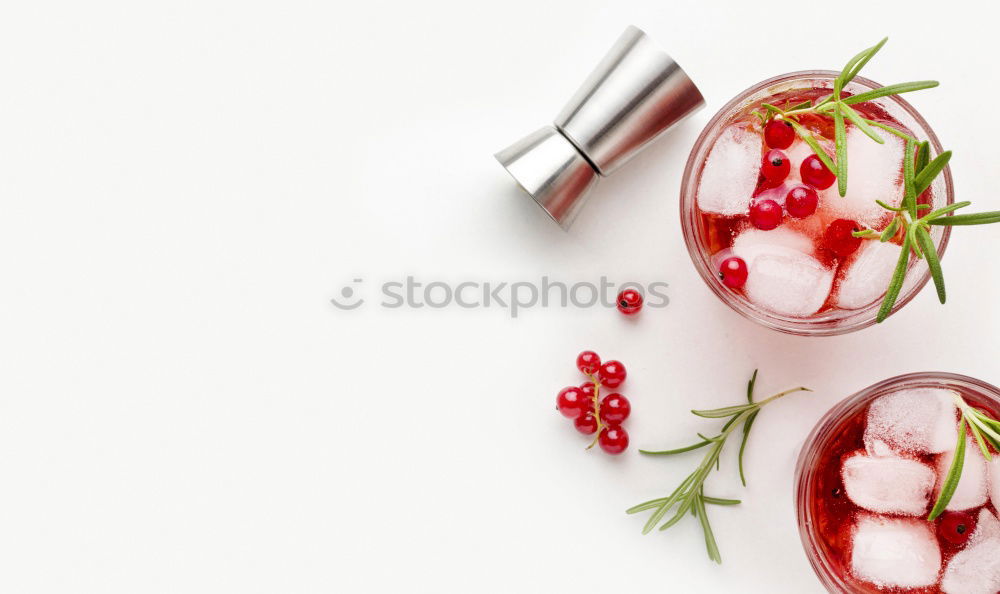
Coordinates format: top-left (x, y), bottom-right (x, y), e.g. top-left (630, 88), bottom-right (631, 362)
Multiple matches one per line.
top-left (0, 0), bottom-right (997, 592)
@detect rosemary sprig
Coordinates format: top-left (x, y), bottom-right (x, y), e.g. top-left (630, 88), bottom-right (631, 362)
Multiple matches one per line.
top-left (753, 38), bottom-right (938, 198)
top-left (852, 144), bottom-right (1000, 322)
top-left (928, 393), bottom-right (1000, 520)
top-left (627, 371), bottom-right (810, 563)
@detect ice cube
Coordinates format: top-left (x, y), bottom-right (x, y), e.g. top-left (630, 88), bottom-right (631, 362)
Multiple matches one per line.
top-left (935, 437), bottom-right (988, 511)
top-left (697, 125), bottom-right (762, 215)
top-left (731, 227), bottom-right (814, 262)
top-left (842, 453), bottom-right (935, 515)
top-left (972, 508), bottom-right (1000, 545)
top-left (864, 388), bottom-right (958, 455)
top-left (823, 127), bottom-right (905, 228)
top-left (851, 515), bottom-right (941, 589)
top-left (941, 534), bottom-right (1000, 594)
top-left (834, 240), bottom-right (903, 310)
top-left (742, 250), bottom-right (833, 317)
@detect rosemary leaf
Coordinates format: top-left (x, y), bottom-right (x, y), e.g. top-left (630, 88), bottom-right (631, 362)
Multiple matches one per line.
top-left (928, 416), bottom-right (966, 521)
top-left (702, 496), bottom-right (741, 506)
top-left (842, 81), bottom-right (939, 105)
top-left (930, 211), bottom-right (1000, 226)
top-left (915, 140), bottom-right (930, 174)
top-left (913, 151), bottom-right (952, 196)
top-left (737, 410), bottom-right (759, 487)
top-left (788, 120), bottom-right (837, 175)
top-left (903, 140), bottom-right (917, 218)
top-left (922, 200), bottom-right (972, 222)
top-left (691, 404), bottom-right (756, 418)
top-left (840, 37), bottom-right (888, 85)
top-left (879, 217), bottom-right (901, 242)
top-left (839, 102), bottom-right (884, 143)
top-left (971, 423), bottom-right (993, 462)
top-left (876, 233), bottom-right (911, 323)
top-left (864, 119), bottom-right (918, 143)
top-left (834, 103), bottom-right (848, 197)
top-left (639, 440), bottom-right (712, 456)
top-left (914, 225), bottom-right (945, 303)
top-left (694, 492), bottom-right (722, 564)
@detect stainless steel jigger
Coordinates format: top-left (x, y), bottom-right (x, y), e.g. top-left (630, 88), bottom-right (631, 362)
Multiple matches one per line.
top-left (495, 25), bottom-right (705, 228)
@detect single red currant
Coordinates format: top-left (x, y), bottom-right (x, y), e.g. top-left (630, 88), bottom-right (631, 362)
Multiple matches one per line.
top-left (616, 289), bottom-right (643, 315)
top-left (576, 350), bottom-right (601, 375)
top-left (937, 511), bottom-right (976, 546)
top-left (556, 386), bottom-right (590, 419)
top-left (761, 149), bottom-right (790, 184)
top-left (719, 257), bottom-right (748, 289)
top-left (764, 120), bottom-right (795, 150)
top-left (574, 411), bottom-right (599, 435)
top-left (598, 361), bottom-right (626, 388)
top-left (824, 218), bottom-right (862, 259)
top-left (785, 184), bottom-right (819, 218)
top-left (600, 393), bottom-right (631, 424)
top-left (800, 154), bottom-right (836, 189)
top-left (579, 381), bottom-right (598, 398)
top-left (749, 199), bottom-right (783, 230)
top-left (598, 425), bottom-right (629, 455)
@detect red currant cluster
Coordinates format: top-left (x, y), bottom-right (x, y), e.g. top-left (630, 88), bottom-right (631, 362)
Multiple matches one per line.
top-left (717, 120), bottom-right (863, 290)
top-left (556, 351), bottom-right (631, 455)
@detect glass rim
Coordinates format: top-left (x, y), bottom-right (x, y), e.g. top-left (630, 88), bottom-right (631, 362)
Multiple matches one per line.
top-left (792, 372), bottom-right (1000, 592)
top-left (679, 70), bottom-right (955, 337)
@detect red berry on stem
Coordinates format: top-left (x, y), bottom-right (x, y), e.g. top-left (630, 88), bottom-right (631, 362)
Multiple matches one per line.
top-left (598, 425), bottom-right (629, 454)
top-left (764, 120), bottom-right (795, 150)
top-left (598, 361), bottom-right (626, 388)
top-left (938, 511), bottom-right (976, 546)
top-left (786, 184), bottom-right (819, 218)
top-left (824, 218), bottom-right (862, 259)
top-left (800, 154), bottom-right (836, 189)
top-left (579, 381), bottom-right (598, 398)
top-left (749, 199), bottom-right (783, 230)
top-left (574, 411), bottom-right (599, 435)
top-left (600, 393), bottom-right (631, 424)
top-left (761, 149), bottom-right (790, 184)
top-left (556, 386), bottom-right (590, 419)
top-left (576, 350), bottom-right (601, 375)
top-left (616, 289), bottom-right (643, 315)
top-left (719, 257), bottom-right (748, 289)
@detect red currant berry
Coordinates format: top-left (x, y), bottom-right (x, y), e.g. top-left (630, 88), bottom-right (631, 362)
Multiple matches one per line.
top-left (556, 386), bottom-right (590, 419)
top-left (719, 257), bottom-right (748, 289)
top-left (785, 184), bottom-right (819, 218)
top-left (576, 350), bottom-right (601, 375)
top-left (764, 120), bottom-right (795, 150)
top-left (616, 289), bottom-right (643, 315)
top-left (749, 199), bottom-right (783, 230)
top-left (598, 361), bottom-right (626, 388)
top-left (579, 381), bottom-right (598, 399)
top-left (600, 393), bottom-right (631, 424)
top-left (937, 511), bottom-right (976, 546)
top-left (824, 218), bottom-right (862, 259)
top-left (574, 411), bottom-right (599, 435)
top-left (598, 425), bottom-right (629, 455)
top-left (761, 149), bottom-right (790, 184)
top-left (800, 154), bottom-right (836, 190)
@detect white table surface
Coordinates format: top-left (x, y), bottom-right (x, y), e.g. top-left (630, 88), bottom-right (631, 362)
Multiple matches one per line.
top-left (0, 0), bottom-right (997, 592)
